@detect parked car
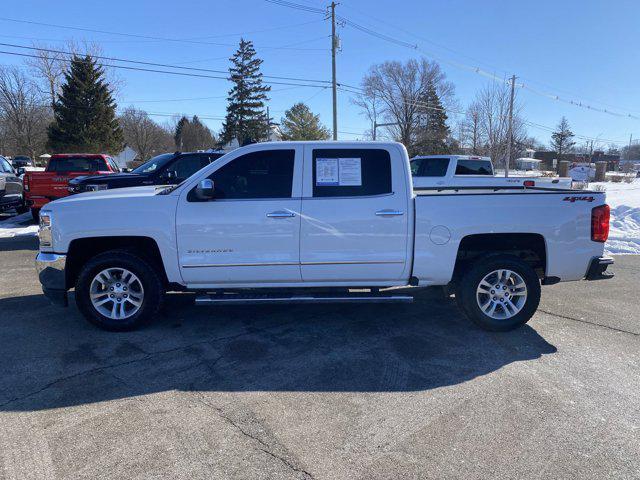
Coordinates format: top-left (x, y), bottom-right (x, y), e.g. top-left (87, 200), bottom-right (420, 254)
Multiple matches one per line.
top-left (410, 155), bottom-right (572, 189)
top-left (68, 151), bottom-right (225, 194)
top-left (35, 141), bottom-right (612, 332)
top-left (24, 154), bottom-right (119, 221)
top-left (11, 155), bottom-right (33, 168)
top-left (0, 155), bottom-right (27, 214)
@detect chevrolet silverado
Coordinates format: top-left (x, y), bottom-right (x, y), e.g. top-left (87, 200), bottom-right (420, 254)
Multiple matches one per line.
top-left (35, 142), bottom-right (613, 331)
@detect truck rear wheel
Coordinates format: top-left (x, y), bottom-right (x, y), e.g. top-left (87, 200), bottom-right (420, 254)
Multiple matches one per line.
top-left (74, 250), bottom-right (164, 331)
top-left (457, 255), bottom-right (541, 331)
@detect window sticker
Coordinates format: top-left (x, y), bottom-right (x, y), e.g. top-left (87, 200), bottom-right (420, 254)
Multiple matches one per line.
top-left (316, 158), bottom-right (339, 186)
top-left (316, 157), bottom-right (362, 186)
top-left (338, 158), bottom-right (361, 186)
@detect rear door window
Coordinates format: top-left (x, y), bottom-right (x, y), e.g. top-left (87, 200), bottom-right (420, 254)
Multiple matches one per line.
top-left (48, 157), bottom-right (108, 172)
top-left (312, 148), bottom-right (392, 197)
top-left (411, 158), bottom-right (449, 177)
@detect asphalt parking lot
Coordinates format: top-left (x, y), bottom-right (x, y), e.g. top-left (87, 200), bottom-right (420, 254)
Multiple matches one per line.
top-left (1, 233), bottom-right (639, 479)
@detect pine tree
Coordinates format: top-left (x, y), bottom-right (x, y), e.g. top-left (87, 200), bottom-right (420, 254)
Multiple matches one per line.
top-left (550, 116), bottom-right (576, 161)
top-left (280, 103), bottom-right (330, 141)
top-left (413, 80), bottom-right (449, 155)
top-left (174, 116), bottom-right (190, 149)
top-left (220, 39), bottom-right (271, 145)
top-left (47, 55), bottom-right (123, 153)
top-left (175, 116), bottom-right (215, 151)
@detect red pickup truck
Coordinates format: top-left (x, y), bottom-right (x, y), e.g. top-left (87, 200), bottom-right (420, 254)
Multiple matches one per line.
top-left (24, 154), bottom-right (119, 220)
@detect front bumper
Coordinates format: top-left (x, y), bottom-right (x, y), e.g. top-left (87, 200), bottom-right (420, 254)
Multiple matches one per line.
top-left (585, 256), bottom-right (614, 281)
top-left (0, 194), bottom-right (23, 212)
top-left (35, 252), bottom-right (68, 306)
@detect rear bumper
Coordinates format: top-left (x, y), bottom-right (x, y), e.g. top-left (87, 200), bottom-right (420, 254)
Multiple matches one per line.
top-left (26, 196), bottom-right (52, 209)
top-left (585, 256), bottom-right (614, 281)
top-left (35, 252), bottom-right (68, 306)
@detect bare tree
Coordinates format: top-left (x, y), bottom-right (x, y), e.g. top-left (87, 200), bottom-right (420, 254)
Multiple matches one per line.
top-left (0, 67), bottom-right (50, 160)
top-left (119, 107), bottom-right (174, 162)
top-left (472, 82), bottom-right (527, 169)
top-left (27, 40), bottom-right (124, 108)
top-left (358, 58), bottom-right (455, 153)
top-left (351, 91), bottom-right (383, 140)
top-left (457, 104), bottom-right (481, 154)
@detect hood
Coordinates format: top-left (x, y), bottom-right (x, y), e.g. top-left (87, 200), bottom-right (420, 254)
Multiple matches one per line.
top-left (48, 185), bottom-right (167, 207)
top-left (69, 172), bottom-right (143, 185)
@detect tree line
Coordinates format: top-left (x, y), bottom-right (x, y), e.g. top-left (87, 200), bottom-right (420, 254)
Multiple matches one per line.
top-left (0, 37), bottom-right (627, 167)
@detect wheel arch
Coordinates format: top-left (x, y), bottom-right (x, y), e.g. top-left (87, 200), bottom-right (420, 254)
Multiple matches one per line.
top-left (66, 236), bottom-right (169, 289)
top-left (452, 233), bottom-right (547, 285)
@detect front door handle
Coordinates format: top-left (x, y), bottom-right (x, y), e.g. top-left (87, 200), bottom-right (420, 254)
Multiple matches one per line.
top-left (376, 210), bottom-right (404, 216)
top-left (267, 211), bottom-right (296, 218)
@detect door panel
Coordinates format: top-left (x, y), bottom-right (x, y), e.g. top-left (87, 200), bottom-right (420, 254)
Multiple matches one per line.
top-left (300, 146), bottom-right (409, 282)
top-left (176, 147), bottom-right (303, 285)
top-left (177, 199), bottom-right (302, 284)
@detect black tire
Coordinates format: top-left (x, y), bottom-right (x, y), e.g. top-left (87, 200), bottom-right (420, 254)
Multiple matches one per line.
top-left (16, 200), bottom-right (28, 215)
top-left (75, 250), bottom-right (164, 331)
top-left (31, 208), bottom-right (40, 222)
top-left (457, 254), bottom-right (541, 332)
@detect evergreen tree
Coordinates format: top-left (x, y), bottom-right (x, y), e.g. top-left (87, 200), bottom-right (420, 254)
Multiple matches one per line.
top-left (550, 116), bottom-right (576, 161)
top-left (413, 80), bottom-right (449, 155)
top-left (47, 55), bottom-right (123, 153)
top-left (220, 39), bottom-right (271, 145)
top-left (280, 103), bottom-right (330, 141)
top-left (175, 116), bottom-right (215, 151)
top-left (174, 116), bottom-right (189, 149)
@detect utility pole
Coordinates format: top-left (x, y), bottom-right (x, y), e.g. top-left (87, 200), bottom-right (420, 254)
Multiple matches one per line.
top-left (504, 74), bottom-right (516, 177)
top-left (628, 133), bottom-right (633, 160)
top-left (330, 1), bottom-right (338, 140)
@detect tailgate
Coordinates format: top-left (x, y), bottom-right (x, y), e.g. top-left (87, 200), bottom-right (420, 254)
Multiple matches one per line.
top-left (28, 171), bottom-right (106, 198)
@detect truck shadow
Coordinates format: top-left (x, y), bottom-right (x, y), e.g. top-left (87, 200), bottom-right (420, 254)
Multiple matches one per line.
top-left (0, 288), bottom-right (556, 411)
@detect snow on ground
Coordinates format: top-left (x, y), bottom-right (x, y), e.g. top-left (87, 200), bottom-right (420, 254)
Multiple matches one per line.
top-left (0, 212), bottom-right (38, 238)
top-left (589, 179), bottom-right (640, 255)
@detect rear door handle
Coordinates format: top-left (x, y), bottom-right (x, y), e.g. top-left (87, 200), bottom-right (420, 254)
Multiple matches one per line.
top-left (376, 210), bottom-right (404, 216)
top-left (267, 211), bottom-right (296, 218)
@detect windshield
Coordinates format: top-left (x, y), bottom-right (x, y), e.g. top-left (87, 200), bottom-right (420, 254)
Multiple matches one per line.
top-left (132, 153), bottom-right (175, 174)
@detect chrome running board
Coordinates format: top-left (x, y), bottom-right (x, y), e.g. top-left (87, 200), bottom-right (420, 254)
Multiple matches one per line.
top-left (195, 294), bottom-right (413, 305)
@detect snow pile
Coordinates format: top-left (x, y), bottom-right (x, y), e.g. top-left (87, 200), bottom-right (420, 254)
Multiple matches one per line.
top-left (590, 179), bottom-right (640, 255)
top-left (0, 212), bottom-right (38, 238)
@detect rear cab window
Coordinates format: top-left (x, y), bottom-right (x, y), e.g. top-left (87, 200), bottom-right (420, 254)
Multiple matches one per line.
top-left (47, 156), bottom-right (109, 172)
top-left (455, 159), bottom-right (493, 175)
top-left (312, 148), bottom-right (392, 197)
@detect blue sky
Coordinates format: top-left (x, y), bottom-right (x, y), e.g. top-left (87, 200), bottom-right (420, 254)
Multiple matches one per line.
top-left (1, 0), bottom-right (638, 149)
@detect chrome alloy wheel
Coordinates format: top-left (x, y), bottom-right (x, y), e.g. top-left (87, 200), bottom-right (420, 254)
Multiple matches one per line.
top-left (476, 269), bottom-right (528, 320)
top-left (89, 268), bottom-right (144, 320)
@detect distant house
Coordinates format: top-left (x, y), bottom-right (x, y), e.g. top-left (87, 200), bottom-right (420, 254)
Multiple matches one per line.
top-left (515, 157), bottom-right (543, 171)
top-left (534, 150), bottom-right (621, 171)
top-left (112, 146), bottom-right (137, 169)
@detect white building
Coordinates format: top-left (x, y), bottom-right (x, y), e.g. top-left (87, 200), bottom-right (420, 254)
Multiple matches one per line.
top-left (514, 157), bottom-right (543, 171)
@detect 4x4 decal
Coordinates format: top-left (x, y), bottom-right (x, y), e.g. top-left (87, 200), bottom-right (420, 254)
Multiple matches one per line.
top-left (563, 196), bottom-right (595, 203)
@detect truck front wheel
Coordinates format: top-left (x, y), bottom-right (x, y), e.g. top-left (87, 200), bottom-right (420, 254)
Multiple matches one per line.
top-left (74, 250), bottom-right (164, 331)
top-left (457, 255), bottom-right (541, 332)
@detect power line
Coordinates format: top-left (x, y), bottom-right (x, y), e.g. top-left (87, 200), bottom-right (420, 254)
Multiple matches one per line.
top-left (0, 49), bottom-right (331, 89)
top-left (263, 0), bottom-right (325, 15)
top-left (0, 42), bottom-right (333, 85)
top-left (0, 16), bottom-right (325, 51)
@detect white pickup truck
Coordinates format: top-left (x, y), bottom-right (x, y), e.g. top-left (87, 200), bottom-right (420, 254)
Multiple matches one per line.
top-left (35, 141), bottom-right (613, 332)
top-left (410, 155), bottom-right (572, 189)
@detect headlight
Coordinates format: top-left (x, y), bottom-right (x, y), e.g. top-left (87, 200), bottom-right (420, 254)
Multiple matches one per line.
top-left (86, 184), bottom-right (108, 192)
top-left (38, 212), bottom-right (52, 249)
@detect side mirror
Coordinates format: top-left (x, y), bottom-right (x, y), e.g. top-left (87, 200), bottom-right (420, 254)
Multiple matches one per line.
top-left (195, 179), bottom-right (215, 200)
top-left (16, 167), bottom-right (25, 176)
